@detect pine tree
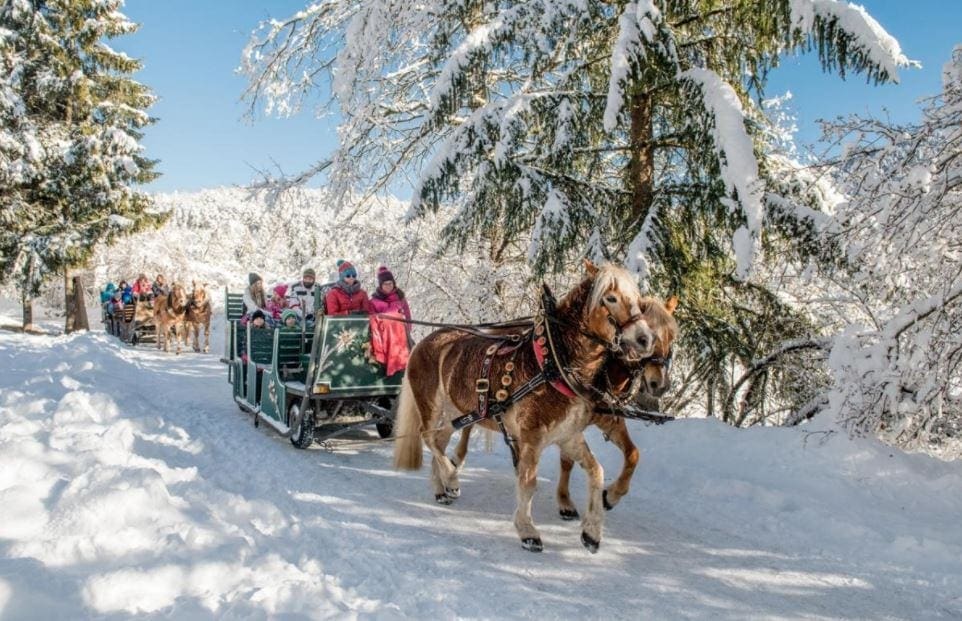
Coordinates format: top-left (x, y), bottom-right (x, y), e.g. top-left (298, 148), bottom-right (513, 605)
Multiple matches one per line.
top-left (244, 0), bottom-right (914, 420)
top-left (0, 0), bottom-right (164, 332)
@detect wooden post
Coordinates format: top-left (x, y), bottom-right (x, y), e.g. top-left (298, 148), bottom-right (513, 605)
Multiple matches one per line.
top-left (64, 271), bottom-right (90, 333)
top-left (21, 290), bottom-right (35, 333)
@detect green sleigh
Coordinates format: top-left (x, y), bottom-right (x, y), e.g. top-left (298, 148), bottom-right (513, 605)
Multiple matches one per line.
top-left (221, 288), bottom-right (401, 448)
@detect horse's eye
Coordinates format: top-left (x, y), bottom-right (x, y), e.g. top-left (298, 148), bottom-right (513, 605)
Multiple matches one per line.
top-left (604, 294), bottom-right (618, 305)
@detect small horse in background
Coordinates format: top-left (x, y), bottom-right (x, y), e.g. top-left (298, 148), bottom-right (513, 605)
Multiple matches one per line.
top-left (394, 261), bottom-right (667, 553)
top-left (186, 281), bottom-right (212, 353)
top-left (154, 283), bottom-right (189, 354)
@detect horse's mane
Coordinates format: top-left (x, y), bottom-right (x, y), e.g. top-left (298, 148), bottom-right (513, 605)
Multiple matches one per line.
top-left (588, 263), bottom-right (643, 311)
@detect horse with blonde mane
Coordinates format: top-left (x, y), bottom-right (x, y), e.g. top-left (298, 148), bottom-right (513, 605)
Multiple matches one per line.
top-left (394, 261), bottom-right (671, 553)
top-left (451, 296), bottom-right (678, 521)
top-left (154, 283), bottom-right (189, 354)
top-left (186, 281), bottom-right (212, 353)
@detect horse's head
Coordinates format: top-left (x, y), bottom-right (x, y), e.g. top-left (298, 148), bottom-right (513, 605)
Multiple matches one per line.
top-left (191, 281), bottom-right (208, 304)
top-left (638, 295), bottom-right (678, 397)
top-left (170, 283), bottom-right (188, 309)
top-left (574, 260), bottom-right (656, 363)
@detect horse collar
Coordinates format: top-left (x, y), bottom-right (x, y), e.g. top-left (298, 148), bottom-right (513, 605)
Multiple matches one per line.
top-left (533, 302), bottom-right (578, 399)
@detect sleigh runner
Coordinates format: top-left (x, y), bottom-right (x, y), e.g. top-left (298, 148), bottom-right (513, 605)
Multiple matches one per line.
top-left (222, 288), bottom-right (401, 447)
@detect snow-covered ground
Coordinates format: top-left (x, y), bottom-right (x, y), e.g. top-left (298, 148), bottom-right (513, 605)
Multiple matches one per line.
top-left (1, 307), bottom-right (962, 619)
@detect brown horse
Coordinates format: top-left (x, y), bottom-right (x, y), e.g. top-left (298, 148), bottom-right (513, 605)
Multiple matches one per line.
top-left (394, 261), bottom-right (668, 553)
top-left (450, 298), bottom-right (678, 521)
top-left (154, 283), bottom-right (189, 354)
top-left (186, 281), bottom-right (212, 353)
top-left (557, 297), bottom-right (677, 518)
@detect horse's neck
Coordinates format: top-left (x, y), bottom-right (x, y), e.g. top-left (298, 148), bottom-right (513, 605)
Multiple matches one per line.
top-left (556, 295), bottom-right (606, 387)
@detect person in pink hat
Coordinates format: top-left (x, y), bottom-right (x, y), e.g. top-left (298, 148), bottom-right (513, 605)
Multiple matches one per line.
top-left (266, 282), bottom-right (292, 321)
top-left (370, 266), bottom-right (411, 323)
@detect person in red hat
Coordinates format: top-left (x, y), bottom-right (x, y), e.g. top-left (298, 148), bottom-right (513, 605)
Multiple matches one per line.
top-left (266, 282), bottom-right (291, 322)
top-left (324, 260), bottom-right (371, 316)
top-left (370, 265), bottom-right (411, 323)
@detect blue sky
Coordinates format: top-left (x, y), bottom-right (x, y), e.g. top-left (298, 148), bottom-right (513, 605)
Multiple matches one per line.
top-left (115, 1), bottom-right (961, 193)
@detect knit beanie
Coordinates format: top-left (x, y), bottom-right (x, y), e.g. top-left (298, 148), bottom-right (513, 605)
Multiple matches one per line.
top-left (249, 272), bottom-right (261, 286)
top-left (273, 283), bottom-right (288, 298)
top-left (281, 309), bottom-right (299, 324)
top-left (376, 266), bottom-right (395, 285)
top-left (336, 260), bottom-right (357, 281)
top-left (302, 268), bottom-right (316, 279)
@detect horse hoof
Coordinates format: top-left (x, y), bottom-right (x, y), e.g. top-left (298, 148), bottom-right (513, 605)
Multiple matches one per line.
top-left (581, 532), bottom-right (600, 554)
top-left (603, 490), bottom-right (614, 511)
top-left (521, 538), bottom-right (543, 552)
top-left (435, 494), bottom-right (454, 505)
top-left (444, 487), bottom-right (460, 499)
top-left (559, 508), bottom-right (580, 521)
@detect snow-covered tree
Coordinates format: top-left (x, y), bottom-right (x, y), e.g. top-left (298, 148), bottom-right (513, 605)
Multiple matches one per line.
top-left (242, 0), bottom-right (914, 420)
top-left (815, 45), bottom-right (962, 457)
top-left (0, 0), bottom-right (163, 331)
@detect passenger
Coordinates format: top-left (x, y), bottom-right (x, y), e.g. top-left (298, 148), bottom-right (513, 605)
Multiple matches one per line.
top-left (287, 267), bottom-right (322, 321)
top-left (100, 282), bottom-right (116, 304)
top-left (370, 266), bottom-right (412, 324)
top-left (131, 273), bottom-right (153, 301)
top-left (118, 280), bottom-right (134, 305)
top-left (267, 283), bottom-right (290, 322)
top-left (325, 260), bottom-right (370, 316)
top-left (243, 272), bottom-right (269, 316)
top-left (152, 274), bottom-right (169, 298)
top-left (249, 309), bottom-right (269, 329)
top-left (280, 309), bottom-right (300, 331)
top-left (106, 289), bottom-right (124, 316)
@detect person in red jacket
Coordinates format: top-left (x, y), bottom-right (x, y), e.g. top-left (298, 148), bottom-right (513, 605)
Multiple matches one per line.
top-left (325, 260), bottom-right (371, 316)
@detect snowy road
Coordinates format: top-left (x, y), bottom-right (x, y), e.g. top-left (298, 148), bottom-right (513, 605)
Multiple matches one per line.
top-left (1, 326), bottom-right (961, 619)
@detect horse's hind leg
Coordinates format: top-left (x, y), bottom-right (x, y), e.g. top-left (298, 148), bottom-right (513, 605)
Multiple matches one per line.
top-left (425, 424), bottom-right (460, 503)
top-left (556, 454), bottom-right (579, 520)
top-left (561, 433), bottom-right (605, 553)
top-left (451, 426), bottom-right (471, 471)
top-left (596, 416), bottom-right (638, 511)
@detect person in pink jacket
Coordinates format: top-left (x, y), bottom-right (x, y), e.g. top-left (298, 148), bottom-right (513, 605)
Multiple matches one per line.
top-left (324, 260), bottom-right (371, 316)
top-left (369, 266), bottom-right (411, 321)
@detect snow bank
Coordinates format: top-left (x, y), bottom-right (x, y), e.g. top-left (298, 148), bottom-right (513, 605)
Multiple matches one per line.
top-left (1, 323), bottom-right (961, 618)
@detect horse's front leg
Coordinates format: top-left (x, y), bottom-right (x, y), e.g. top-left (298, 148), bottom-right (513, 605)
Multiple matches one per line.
top-left (191, 322), bottom-right (200, 352)
top-left (556, 453), bottom-right (579, 521)
top-left (203, 321), bottom-right (211, 353)
top-left (514, 440), bottom-right (544, 552)
top-left (595, 416), bottom-right (638, 511)
top-left (561, 433), bottom-right (605, 553)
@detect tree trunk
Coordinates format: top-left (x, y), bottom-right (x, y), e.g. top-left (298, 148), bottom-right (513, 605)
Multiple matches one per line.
top-left (64, 271), bottom-right (89, 333)
top-left (21, 292), bottom-right (35, 333)
top-left (628, 89), bottom-right (655, 224)
top-left (73, 275), bottom-right (89, 332)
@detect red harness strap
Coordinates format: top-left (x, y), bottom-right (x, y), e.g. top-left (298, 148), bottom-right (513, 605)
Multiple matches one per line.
top-left (532, 326), bottom-right (577, 398)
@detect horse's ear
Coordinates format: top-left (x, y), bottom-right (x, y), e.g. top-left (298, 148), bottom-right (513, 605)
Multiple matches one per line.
top-left (665, 295), bottom-right (678, 315)
top-left (583, 258), bottom-right (598, 277)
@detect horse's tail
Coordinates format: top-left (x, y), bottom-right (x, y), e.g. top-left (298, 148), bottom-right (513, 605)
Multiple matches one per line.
top-left (393, 374), bottom-right (423, 470)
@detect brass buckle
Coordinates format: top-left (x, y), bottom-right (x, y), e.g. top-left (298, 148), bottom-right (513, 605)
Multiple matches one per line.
top-left (476, 378), bottom-right (490, 393)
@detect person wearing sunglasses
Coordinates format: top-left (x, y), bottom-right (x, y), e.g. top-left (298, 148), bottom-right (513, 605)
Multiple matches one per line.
top-left (324, 259), bottom-right (371, 316)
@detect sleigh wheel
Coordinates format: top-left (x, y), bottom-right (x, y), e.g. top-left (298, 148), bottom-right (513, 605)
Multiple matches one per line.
top-left (289, 402), bottom-right (315, 449)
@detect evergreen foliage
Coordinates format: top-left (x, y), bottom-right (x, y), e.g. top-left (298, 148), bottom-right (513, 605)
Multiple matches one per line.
top-left (0, 0), bottom-right (163, 298)
top-left (243, 0), bottom-right (913, 422)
